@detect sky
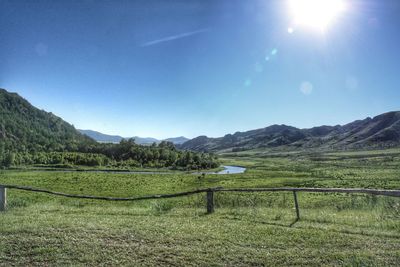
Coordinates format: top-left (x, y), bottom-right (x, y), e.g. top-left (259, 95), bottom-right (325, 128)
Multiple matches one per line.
top-left (1, 0), bottom-right (400, 139)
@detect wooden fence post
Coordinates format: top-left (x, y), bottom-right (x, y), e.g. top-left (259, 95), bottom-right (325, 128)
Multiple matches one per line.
top-left (0, 186), bottom-right (6, 211)
top-left (293, 191), bottom-right (300, 220)
top-left (206, 190), bottom-right (214, 214)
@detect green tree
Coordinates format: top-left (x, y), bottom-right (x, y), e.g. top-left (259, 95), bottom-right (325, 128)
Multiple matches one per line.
top-left (3, 152), bottom-right (15, 167)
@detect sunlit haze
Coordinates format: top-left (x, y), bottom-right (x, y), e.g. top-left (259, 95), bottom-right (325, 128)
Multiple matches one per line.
top-left (288, 0), bottom-right (347, 32)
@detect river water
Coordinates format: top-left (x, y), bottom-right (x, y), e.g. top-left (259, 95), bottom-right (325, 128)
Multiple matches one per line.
top-left (216, 165), bottom-right (246, 174)
top-left (196, 165), bottom-right (246, 175)
top-left (30, 165), bottom-right (246, 175)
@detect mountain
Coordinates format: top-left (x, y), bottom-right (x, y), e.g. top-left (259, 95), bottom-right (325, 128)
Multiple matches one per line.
top-left (134, 136), bottom-right (160, 145)
top-left (78, 129), bottom-right (189, 145)
top-left (78, 129), bottom-right (158, 144)
top-left (180, 111), bottom-right (400, 152)
top-left (3, 87), bottom-right (398, 154)
top-left (78, 130), bottom-right (123, 143)
top-left (0, 88), bottom-right (96, 152)
top-left (164, 136), bottom-right (189, 145)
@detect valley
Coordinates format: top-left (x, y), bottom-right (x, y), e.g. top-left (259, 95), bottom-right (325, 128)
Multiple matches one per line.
top-left (0, 88), bottom-right (399, 266)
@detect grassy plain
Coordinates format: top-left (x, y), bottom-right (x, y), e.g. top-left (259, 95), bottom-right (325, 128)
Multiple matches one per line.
top-left (0, 149), bottom-right (400, 266)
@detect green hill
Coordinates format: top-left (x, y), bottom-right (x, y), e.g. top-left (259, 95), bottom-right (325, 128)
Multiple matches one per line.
top-left (0, 88), bottom-right (96, 153)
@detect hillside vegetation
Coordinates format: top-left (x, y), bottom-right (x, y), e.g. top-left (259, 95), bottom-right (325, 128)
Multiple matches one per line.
top-left (0, 89), bottom-right (95, 153)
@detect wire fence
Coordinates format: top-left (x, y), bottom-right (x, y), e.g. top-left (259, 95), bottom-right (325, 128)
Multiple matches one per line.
top-left (1, 184), bottom-right (399, 220)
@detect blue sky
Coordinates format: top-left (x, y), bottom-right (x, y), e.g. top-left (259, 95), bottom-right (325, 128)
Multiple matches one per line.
top-left (1, 0), bottom-right (400, 139)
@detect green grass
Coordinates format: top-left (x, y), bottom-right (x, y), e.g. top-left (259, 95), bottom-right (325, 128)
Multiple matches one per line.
top-left (1, 149), bottom-right (400, 266)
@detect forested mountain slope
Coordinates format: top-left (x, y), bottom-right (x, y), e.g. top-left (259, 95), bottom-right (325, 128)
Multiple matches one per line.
top-left (0, 88), bottom-right (95, 153)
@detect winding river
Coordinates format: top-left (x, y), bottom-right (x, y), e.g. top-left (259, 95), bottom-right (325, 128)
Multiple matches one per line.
top-left (215, 165), bottom-right (246, 174)
top-left (31, 165), bottom-right (246, 175)
top-left (195, 165), bottom-right (247, 175)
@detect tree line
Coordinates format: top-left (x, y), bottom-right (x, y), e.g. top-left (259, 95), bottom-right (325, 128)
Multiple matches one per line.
top-left (0, 139), bottom-right (219, 170)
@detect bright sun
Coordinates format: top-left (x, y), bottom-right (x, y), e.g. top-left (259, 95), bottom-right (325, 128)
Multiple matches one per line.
top-left (288, 0), bottom-right (346, 31)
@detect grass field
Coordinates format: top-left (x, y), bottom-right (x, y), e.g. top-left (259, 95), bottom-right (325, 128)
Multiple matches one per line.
top-left (1, 149), bottom-right (400, 266)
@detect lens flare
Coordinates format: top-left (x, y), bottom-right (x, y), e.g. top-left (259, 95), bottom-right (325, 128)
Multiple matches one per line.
top-left (300, 81), bottom-right (313, 95)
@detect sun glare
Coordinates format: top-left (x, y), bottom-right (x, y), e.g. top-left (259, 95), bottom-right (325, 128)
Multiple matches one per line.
top-left (289, 0), bottom-right (346, 31)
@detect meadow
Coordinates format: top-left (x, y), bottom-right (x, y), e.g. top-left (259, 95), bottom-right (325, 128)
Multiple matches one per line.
top-left (0, 149), bottom-right (399, 266)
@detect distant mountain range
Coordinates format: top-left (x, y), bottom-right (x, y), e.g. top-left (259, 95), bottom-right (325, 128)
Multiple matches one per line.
top-left (78, 129), bottom-right (189, 145)
top-left (180, 111), bottom-right (400, 152)
top-left (2, 88), bottom-right (399, 154)
top-left (163, 136), bottom-right (190, 145)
